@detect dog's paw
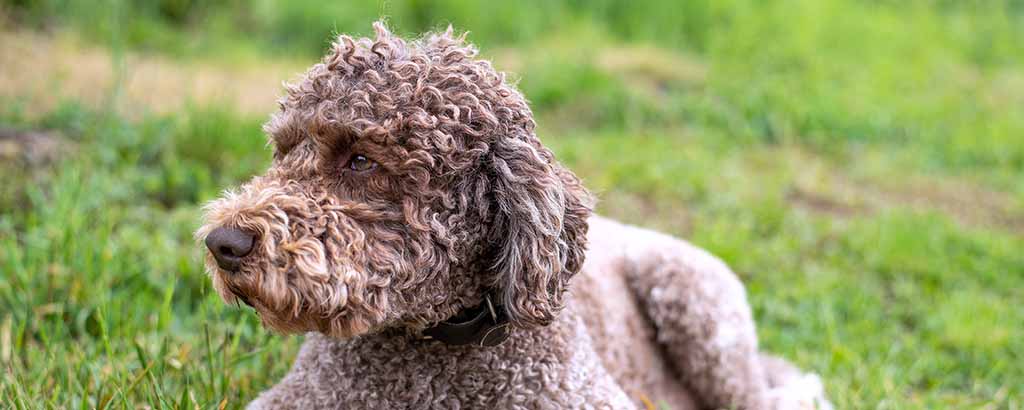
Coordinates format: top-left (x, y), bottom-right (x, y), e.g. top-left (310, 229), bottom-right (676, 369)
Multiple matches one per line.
top-left (767, 373), bottom-right (832, 410)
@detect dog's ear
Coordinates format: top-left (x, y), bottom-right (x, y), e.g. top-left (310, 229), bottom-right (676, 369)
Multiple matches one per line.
top-left (486, 133), bottom-right (594, 328)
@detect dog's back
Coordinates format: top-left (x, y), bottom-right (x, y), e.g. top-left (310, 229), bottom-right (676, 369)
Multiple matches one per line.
top-left (574, 216), bottom-right (700, 409)
top-left (576, 215), bottom-right (830, 409)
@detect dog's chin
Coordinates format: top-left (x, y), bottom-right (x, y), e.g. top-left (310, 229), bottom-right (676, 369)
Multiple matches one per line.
top-left (206, 260), bottom-right (380, 339)
top-left (254, 306), bottom-right (375, 339)
top-left (214, 287), bottom-right (375, 340)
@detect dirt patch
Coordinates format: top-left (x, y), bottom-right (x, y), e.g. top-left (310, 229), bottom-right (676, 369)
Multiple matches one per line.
top-left (783, 147), bottom-right (1024, 234)
top-left (493, 43), bottom-right (706, 99)
top-left (0, 127), bottom-right (71, 214)
top-left (596, 45), bottom-right (706, 95)
top-left (871, 176), bottom-right (1024, 233)
top-left (0, 29), bottom-right (306, 117)
top-left (0, 127), bottom-right (68, 166)
top-left (785, 187), bottom-right (869, 218)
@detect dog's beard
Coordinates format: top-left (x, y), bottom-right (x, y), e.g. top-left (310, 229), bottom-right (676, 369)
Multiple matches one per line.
top-left (220, 278), bottom-right (255, 310)
top-left (205, 246), bottom-right (384, 339)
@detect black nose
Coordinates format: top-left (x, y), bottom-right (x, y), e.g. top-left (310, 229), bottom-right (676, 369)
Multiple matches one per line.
top-left (205, 226), bottom-right (255, 271)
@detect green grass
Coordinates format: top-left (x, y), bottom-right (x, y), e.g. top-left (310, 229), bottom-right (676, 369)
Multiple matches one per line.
top-left (2, 1), bottom-right (1023, 409)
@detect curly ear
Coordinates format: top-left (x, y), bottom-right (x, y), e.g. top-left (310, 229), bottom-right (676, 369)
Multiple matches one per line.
top-left (487, 134), bottom-right (594, 328)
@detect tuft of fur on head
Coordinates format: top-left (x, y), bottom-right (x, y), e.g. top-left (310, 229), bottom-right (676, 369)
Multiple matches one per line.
top-left (198, 21), bottom-right (593, 339)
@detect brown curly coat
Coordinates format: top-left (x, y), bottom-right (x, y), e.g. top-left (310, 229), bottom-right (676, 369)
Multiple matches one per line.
top-left (198, 22), bottom-right (830, 410)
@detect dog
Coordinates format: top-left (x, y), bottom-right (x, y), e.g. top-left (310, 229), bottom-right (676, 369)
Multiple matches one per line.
top-left (198, 22), bottom-right (830, 410)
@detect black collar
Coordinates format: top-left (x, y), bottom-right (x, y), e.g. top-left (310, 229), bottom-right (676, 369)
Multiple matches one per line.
top-left (421, 294), bottom-right (510, 347)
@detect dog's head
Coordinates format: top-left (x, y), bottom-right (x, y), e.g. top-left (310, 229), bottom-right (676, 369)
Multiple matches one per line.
top-left (197, 23), bottom-right (593, 339)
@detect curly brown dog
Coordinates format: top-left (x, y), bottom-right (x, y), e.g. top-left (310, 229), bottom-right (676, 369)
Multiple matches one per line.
top-left (197, 22), bottom-right (830, 410)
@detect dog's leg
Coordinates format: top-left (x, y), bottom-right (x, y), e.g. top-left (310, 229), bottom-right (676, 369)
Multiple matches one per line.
top-left (761, 353), bottom-right (833, 410)
top-left (612, 221), bottom-right (771, 409)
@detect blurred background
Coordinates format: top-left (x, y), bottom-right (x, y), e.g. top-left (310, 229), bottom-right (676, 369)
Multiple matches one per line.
top-left (1, 1), bottom-right (1022, 408)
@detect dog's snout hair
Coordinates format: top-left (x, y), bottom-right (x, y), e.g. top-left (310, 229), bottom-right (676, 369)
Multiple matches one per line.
top-left (198, 21), bottom-right (593, 340)
top-left (198, 177), bottom-right (387, 336)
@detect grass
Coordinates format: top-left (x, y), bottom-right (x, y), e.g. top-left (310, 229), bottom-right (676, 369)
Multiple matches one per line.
top-left (1, 1), bottom-right (1023, 409)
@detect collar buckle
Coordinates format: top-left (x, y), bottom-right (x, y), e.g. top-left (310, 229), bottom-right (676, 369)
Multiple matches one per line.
top-left (421, 293), bottom-right (510, 347)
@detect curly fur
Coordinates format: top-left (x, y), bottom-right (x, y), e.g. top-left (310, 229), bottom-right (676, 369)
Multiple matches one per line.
top-left (198, 22), bottom-right (830, 410)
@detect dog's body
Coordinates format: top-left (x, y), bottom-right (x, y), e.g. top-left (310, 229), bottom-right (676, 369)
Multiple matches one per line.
top-left (198, 23), bottom-right (829, 410)
top-left (247, 217), bottom-right (826, 410)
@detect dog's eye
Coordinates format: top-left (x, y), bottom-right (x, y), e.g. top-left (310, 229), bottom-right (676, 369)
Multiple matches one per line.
top-left (348, 154), bottom-right (377, 172)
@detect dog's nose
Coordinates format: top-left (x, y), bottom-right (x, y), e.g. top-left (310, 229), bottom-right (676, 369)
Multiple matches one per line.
top-left (205, 226), bottom-right (255, 271)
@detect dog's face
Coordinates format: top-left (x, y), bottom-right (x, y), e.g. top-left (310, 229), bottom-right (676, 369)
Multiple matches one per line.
top-left (197, 23), bottom-right (592, 339)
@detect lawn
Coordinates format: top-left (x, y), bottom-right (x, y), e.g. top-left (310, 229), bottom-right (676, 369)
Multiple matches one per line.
top-left (1, 1), bottom-right (1022, 409)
